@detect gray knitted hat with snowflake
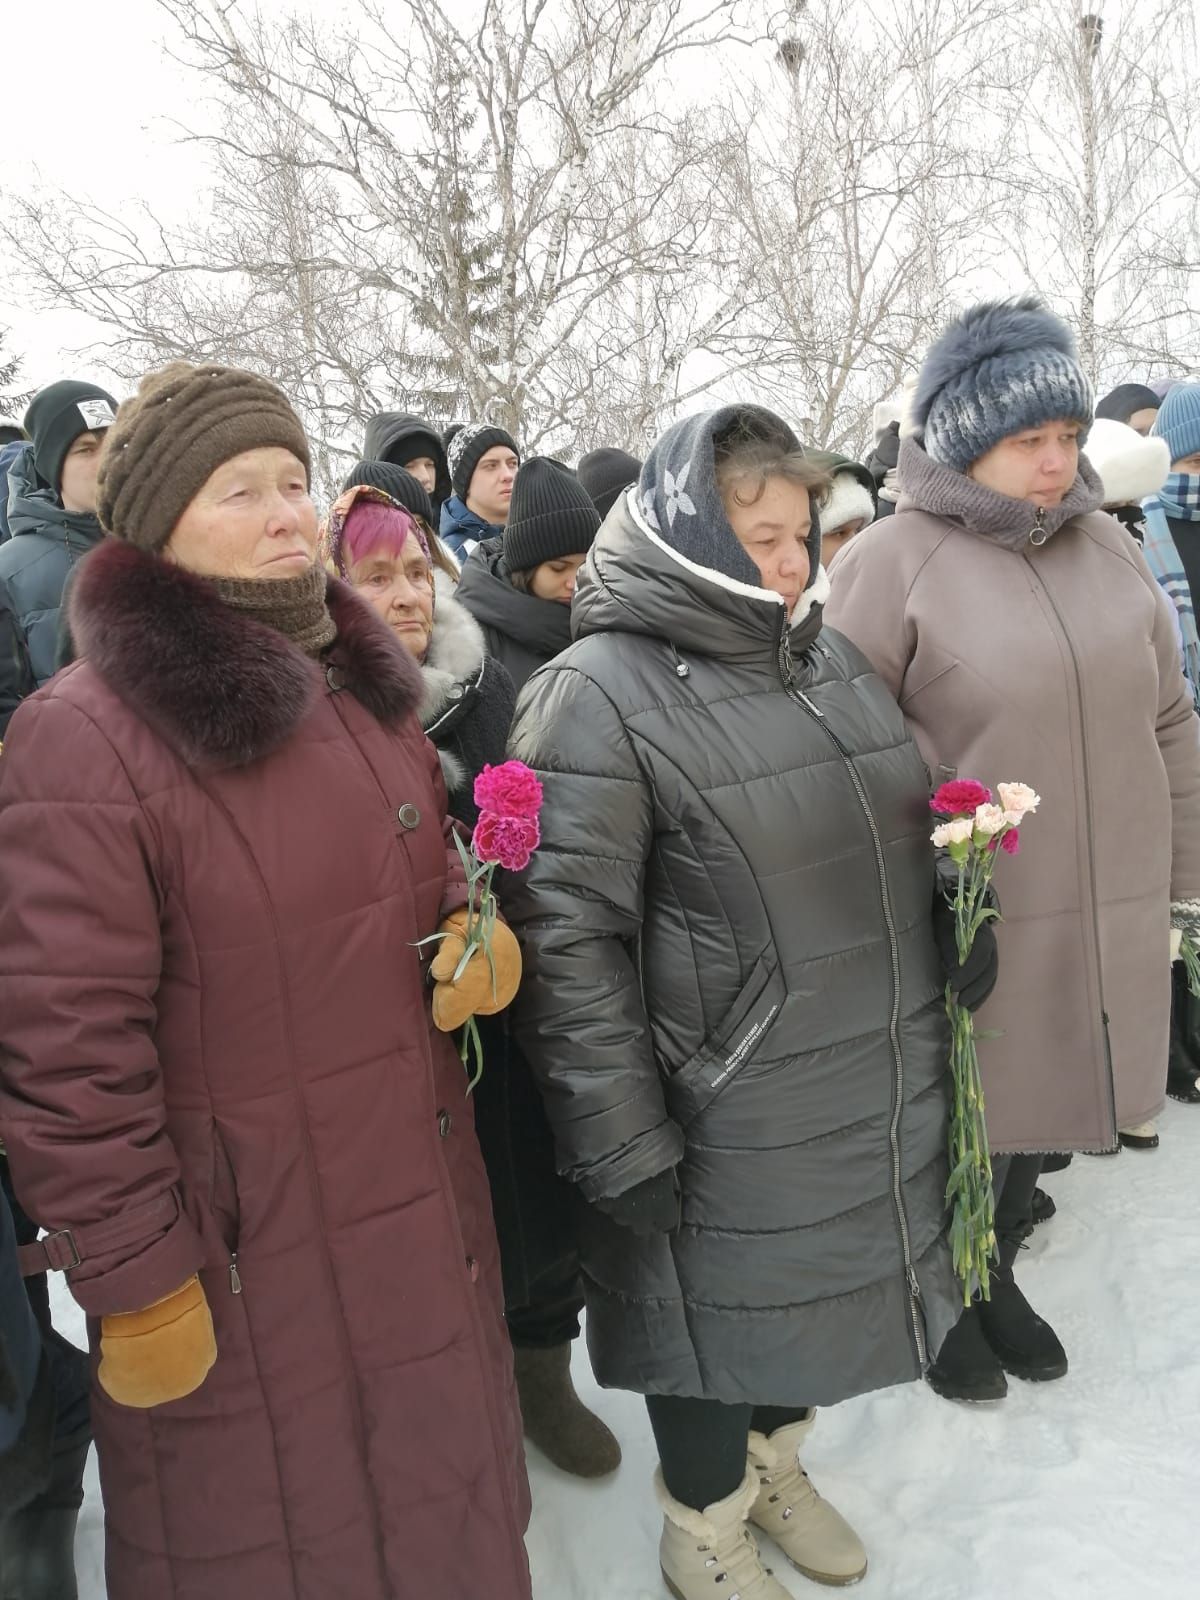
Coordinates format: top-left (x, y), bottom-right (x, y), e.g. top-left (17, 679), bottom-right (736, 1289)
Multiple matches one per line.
top-left (912, 297), bottom-right (1093, 473)
top-left (637, 404), bottom-right (821, 589)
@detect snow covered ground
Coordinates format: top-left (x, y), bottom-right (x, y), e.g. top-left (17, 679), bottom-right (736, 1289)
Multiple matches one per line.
top-left (57, 1103), bottom-right (1198, 1599)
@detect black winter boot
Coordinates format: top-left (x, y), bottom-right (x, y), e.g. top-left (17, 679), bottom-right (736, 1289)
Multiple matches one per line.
top-left (0, 1430), bottom-right (89, 1600)
top-left (1030, 1187), bottom-right (1056, 1225)
top-left (926, 1305), bottom-right (1008, 1403)
top-left (976, 1260), bottom-right (1068, 1383)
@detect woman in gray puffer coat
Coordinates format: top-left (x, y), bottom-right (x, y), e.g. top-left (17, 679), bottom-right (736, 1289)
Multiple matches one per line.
top-left (504, 405), bottom-right (975, 1600)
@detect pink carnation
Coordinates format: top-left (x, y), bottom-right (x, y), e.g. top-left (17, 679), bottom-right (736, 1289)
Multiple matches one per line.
top-left (930, 779), bottom-right (992, 816)
top-left (473, 761), bottom-right (544, 821)
top-left (473, 812), bottom-right (541, 872)
top-left (987, 829), bottom-right (1021, 857)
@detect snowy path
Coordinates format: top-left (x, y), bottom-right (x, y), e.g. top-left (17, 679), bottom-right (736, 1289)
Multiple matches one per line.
top-left (58, 1104), bottom-right (1198, 1599)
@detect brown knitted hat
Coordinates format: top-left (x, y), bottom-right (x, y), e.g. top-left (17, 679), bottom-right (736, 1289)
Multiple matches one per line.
top-left (96, 362), bottom-right (312, 549)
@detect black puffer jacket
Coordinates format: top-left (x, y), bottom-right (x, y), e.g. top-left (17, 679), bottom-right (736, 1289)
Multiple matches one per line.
top-left (456, 538), bottom-right (572, 694)
top-left (505, 492), bottom-right (959, 1406)
top-left (0, 447), bottom-right (104, 733)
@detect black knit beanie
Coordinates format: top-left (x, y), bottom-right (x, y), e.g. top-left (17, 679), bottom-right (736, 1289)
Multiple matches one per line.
top-left (447, 422), bottom-right (520, 500)
top-left (577, 448), bottom-right (643, 521)
top-left (24, 379), bottom-right (119, 492)
top-left (342, 459), bottom-right (435, 529)
top-left (503, 457), bottom-right (600, 573)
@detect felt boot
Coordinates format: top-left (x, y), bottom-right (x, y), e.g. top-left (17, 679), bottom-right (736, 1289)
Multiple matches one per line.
top-left (512, 1342), bottom-right (621, 1478)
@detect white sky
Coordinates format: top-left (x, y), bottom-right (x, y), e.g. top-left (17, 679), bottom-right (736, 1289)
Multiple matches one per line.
top-left (1, 0), bottom-right (308, 395)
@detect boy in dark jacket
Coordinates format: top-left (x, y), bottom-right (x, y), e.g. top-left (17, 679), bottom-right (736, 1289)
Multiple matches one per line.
top-left (0, 381), bottom-right (116, 734)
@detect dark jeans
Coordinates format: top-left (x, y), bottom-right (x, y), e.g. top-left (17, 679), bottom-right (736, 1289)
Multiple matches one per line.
top-left (504, 1256), bottom-right (583, 1350)
top-left (646, 1394), bottom-right (811, 1510)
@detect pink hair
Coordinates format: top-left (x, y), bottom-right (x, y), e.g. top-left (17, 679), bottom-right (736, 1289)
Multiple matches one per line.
top-left (342, 498), bottom-right (428, 570)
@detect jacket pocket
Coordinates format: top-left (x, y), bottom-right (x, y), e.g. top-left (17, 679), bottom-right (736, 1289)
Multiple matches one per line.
top-left (209, 1122), bottom-right (241, 1254)
top-left (663, 953), bottom-right (787, 1126)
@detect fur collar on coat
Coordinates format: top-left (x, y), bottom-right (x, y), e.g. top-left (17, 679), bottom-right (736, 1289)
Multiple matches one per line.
top-left (70, 539), bottom-right (423, 770)
top-left (421, 582), bottom-right (488, 732)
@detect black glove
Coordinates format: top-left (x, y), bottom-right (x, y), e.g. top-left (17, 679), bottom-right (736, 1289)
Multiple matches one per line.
top-left (592, 1169), bottom-right (680, 1237)
top-left (932, 896), bottom-right (998, 1012)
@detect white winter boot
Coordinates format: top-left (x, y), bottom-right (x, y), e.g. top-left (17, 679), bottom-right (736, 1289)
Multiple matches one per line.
top-left (747, 1413), bottom-right (868, 1587)
top-left (657, 1466), bottom-right (793, 1600)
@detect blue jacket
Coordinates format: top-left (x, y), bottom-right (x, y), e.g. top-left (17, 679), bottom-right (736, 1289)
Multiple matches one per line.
top-left (440, 494), bottom-right (502, 563)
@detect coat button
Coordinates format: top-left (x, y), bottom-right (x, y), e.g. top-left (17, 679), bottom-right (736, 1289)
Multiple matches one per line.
top-left (447, 683), bottom-right (464, 701)
top-left (466, 1255), bottom-right (479, 1282)
top-left (397, 803), bottom-right (421, 829)
top-left (438, 1109), bottom-right (452, 1138)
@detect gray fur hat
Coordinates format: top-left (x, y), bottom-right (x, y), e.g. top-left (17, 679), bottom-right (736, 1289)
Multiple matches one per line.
top-left (912, 297), bottom-right (1093, 473)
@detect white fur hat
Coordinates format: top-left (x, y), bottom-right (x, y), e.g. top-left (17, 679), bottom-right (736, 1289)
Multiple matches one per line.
top-left (821, 469), bottom-right (877, 536)
top-left (1083, 418), bottom-right (1170, 508)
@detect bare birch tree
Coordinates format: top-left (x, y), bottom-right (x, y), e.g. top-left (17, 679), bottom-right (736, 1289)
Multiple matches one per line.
top-left (2, 0), bottom-right (759, 482)
top-left (707, 0), bottom-right (1017, 455)
top-left (1002, 0), bottom-right (1199, 385)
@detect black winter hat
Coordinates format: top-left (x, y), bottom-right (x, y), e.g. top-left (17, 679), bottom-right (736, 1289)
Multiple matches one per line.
top-left (577, 448), bottom-right (643, 521)
top-left (1095, 383), bottom-right (1161, 425)
top-left (447, 422), bottom-right (520, 500)
top-left (24, 379), bottom-right (118, 493)
top-left (503, 456), bottom-right (600, 574)
top-left (342, 459), bottom-right (436, 529)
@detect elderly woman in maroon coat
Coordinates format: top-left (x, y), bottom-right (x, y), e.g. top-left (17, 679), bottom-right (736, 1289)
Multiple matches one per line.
top-left (0, 363), bottom-right (532, 1600)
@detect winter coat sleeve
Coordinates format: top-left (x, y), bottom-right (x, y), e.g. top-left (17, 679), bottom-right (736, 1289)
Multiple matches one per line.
top-left (0, 694), bottom-right (205, 1316)
top-left (0, 580), bottom-right (34, 739)
top-left (503, 665), bottom-right (685, 1203)
top-left (823, 529), bottom-right (918, 701)
top-left (1138, 553), bottom-right (1200, 902)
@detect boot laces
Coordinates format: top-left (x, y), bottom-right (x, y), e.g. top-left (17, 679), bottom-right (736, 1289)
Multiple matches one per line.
top-left (694, 1523), bottom-right (777, 1596)
top-left (756, 1457), bottom-right (818, 1521)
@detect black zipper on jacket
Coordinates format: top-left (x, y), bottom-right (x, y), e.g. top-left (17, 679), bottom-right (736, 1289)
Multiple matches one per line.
top-left (1022, 557), bottom-right (1119, 1149)
top-left (777, 626), bottom-right (928, 1366)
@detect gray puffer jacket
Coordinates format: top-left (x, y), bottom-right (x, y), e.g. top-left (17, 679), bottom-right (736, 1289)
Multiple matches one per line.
top-left (505, 492), bottom-right (959, 1407)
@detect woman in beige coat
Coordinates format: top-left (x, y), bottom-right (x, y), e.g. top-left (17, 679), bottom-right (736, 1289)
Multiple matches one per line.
top-left (826, 299), bottom-right (1200, 1403)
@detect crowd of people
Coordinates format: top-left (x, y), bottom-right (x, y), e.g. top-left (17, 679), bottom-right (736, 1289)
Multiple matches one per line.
top-left (0, 295), bottom-right (1197, 1600)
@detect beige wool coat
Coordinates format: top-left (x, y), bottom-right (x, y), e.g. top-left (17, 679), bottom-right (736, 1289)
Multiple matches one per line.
top-left (825, 439), bottom-right (1200, 1153)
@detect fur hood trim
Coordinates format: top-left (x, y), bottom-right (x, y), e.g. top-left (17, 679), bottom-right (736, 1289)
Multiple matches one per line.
top-left (820, 473), bottom-right (877, 536)
top-left (71, 540), bottom-right (422, 769)
top-left (421, 588), bottom-right (488, 727)
top-left (1084, 419), bottom-right (1170, 509)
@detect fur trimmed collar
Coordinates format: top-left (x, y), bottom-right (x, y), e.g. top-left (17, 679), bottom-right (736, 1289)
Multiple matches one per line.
top-left (71, 540), bottom-right (422, 769)
top-left (421, 584), bottom-right (488, 729)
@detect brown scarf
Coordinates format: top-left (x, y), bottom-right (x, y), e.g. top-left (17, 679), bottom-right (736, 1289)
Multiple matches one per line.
top-left (208, 561), bottom-right (336, 657)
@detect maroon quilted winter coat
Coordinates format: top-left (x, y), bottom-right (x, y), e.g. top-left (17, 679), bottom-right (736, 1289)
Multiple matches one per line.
top-left (0, 540), bottom-right (532, 1600)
